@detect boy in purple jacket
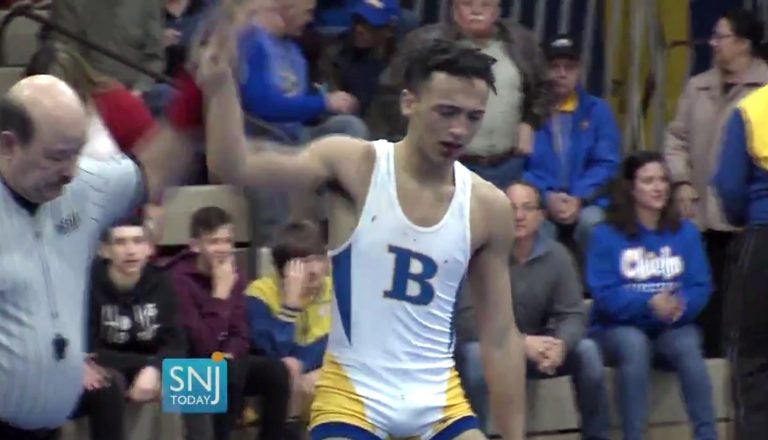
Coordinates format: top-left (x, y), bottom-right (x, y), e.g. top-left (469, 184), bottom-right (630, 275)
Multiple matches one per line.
top-left (167, 206), bottom-right (298, 440)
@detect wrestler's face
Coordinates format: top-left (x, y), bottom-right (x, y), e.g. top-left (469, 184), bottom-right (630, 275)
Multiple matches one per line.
top-left (401, 72), bottom-right (489, 165)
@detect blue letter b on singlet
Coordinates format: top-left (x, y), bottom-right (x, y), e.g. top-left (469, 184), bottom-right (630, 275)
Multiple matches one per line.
top-left (383, 245), bottom-right (438, 305)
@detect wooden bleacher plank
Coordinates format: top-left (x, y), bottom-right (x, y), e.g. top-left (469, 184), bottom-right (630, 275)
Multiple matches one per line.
top-left (159, 185), bottom-right (251, 246)
top-left (492, 358), bottom-right (731, 435)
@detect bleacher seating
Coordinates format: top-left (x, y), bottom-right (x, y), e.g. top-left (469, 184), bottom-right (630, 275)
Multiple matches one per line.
top-left (520, 358), bottom-right (732, 439)
top-left (159, 185), bottom-right (251, 246)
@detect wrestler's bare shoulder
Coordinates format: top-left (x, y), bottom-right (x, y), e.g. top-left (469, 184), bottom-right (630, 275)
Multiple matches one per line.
top-left (467, 172), bottom-right (514, 251)
top-left (308, 135), bottom-right (377, 194)
top-left (308, 134), bottom-right (375, 163)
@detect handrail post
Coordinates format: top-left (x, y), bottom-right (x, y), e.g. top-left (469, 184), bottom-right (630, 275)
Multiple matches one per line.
top-left (624, 0), bottom-right (647, 152)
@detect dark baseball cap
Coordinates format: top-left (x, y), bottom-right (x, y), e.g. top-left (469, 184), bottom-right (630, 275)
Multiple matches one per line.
top-left (352, 0), bottom-right (400, 27)
top-left (545, 34), bottom-right (580, 61)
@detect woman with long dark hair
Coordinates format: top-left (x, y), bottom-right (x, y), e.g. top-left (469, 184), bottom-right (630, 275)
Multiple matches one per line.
top-left (586, 152), bottom-right (717, 440)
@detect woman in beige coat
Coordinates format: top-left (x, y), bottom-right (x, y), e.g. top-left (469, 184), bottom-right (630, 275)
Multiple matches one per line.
top-left (663, 9), bottom-right (768, 358)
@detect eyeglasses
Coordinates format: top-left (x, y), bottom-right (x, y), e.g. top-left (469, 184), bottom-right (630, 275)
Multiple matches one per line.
top-left (511, 204), bottom-right (541, 213)
top-left (710, 32), bottom-right (735, 42)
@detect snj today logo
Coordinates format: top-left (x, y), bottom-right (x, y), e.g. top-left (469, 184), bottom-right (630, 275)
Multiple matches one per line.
top-left (162, 352), bottom-right (228, 413)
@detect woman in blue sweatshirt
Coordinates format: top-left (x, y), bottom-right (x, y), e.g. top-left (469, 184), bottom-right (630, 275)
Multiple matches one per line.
top-left (586, 151), bottom-right (716, 440)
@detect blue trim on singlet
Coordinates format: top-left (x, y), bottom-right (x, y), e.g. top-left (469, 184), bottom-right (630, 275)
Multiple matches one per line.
top-left (310, 422), bottom-right (381, 439)
top-left (431, 415), bottom-right (480, 440)
top-left (331, 245), bottom-right (353, 344)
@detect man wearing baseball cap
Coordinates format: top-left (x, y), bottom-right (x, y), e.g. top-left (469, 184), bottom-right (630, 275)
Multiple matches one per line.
top-left (351, 0), bottom-right (399, 27)
top-left (327, 0), bottom-right (400, 117)
top-left (523, 33), bottom-right (621, 256)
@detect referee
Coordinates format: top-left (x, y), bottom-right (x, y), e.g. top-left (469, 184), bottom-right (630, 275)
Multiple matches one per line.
top-left (0, 75), bottom-right (191, 438)
top-left (713, 84), bottom-right (768, 440)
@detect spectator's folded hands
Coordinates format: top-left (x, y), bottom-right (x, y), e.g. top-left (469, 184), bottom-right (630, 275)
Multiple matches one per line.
top-left (559, 196), bottom-right (581, 224)
top-left (540, 338), bottom-right (565, 374)
top-left (649, 291), bottom-right (684, 323)
top-left (325, 91), bottom-right (359, 114)
top-left (546, 192), bottom-right (569, 222)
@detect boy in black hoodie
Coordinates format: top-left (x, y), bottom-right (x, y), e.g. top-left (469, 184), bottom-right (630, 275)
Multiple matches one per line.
top-left (89, 216), bottom-right (187, 404)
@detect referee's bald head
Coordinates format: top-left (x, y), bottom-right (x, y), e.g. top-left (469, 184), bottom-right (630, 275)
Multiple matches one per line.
top-left (6, 74), bottom-right (86, 142)
top-left (0, 74), bottom-right (88, 203)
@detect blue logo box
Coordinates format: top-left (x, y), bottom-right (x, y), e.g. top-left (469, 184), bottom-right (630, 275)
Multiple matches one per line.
top-left (162, 355), bottom-right (228, 413)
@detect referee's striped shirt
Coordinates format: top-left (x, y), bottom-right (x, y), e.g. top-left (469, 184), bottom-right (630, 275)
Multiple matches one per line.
top-left (0, 154), bottom-right (143, 429)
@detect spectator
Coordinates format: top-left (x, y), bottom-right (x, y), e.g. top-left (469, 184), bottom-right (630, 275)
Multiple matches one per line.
top-left (382, 0), bottom-right (551, 188)
top-left (673, 181), bottom-right (699, 221)
top-left (712, 84), bottom-right (768, 439)
top-left (49, 0), bottom-right (164, 95)
top-left (162, 0), bottom-right (277, 145)
top-left (314, 0), bottom-right (418, 40)
top-left (238, 0), bottom-right (369, 143)
top-left (90, 217), bottom-right (187, 402)
top-left (455, 182), bottom-right (609, 437)
top-left (587, 151), bottom-right (717, 440)
top-left (83, 217), bottom-right (186, 438)
top-left (166, 206), bottom-right (298, 440)
top-left (325, 0), bottom-right (400, 117)
top-left (523, 34), bottom-right (620, 256)
top-left (25, 44), bottom-right (157, 156)
top-left (245, 220), bottom-right (332, 421)
top-left (164, 0), bottom-right (212, 77)
top-left (663, 9), bottom-right (768, 358)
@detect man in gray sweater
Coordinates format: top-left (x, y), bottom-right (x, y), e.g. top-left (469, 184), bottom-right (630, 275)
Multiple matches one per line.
top-left (455, 182), bottom-right (610, 439)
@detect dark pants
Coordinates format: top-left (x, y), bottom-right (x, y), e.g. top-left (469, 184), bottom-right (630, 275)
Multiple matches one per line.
top-left (69, 368), bottom-right (128, 440)
top-left (0, 369), bottom-right (126, 440)
top-left (457, 339), bottom-right (610, 439)
top-left (698, 230), bottom-right (736, 358)
top-left (185, 355), bottom-right (292, 440)
top-left (724, 227), bottom-right (768, 439)
top-left (0, 421), bottom-right (58, 440)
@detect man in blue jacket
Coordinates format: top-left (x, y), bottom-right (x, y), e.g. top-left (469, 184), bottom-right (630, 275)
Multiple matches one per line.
top-left (238, 0), bottom-right (369, 144)
top-left (524, 34), bottom-right (620, 254)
